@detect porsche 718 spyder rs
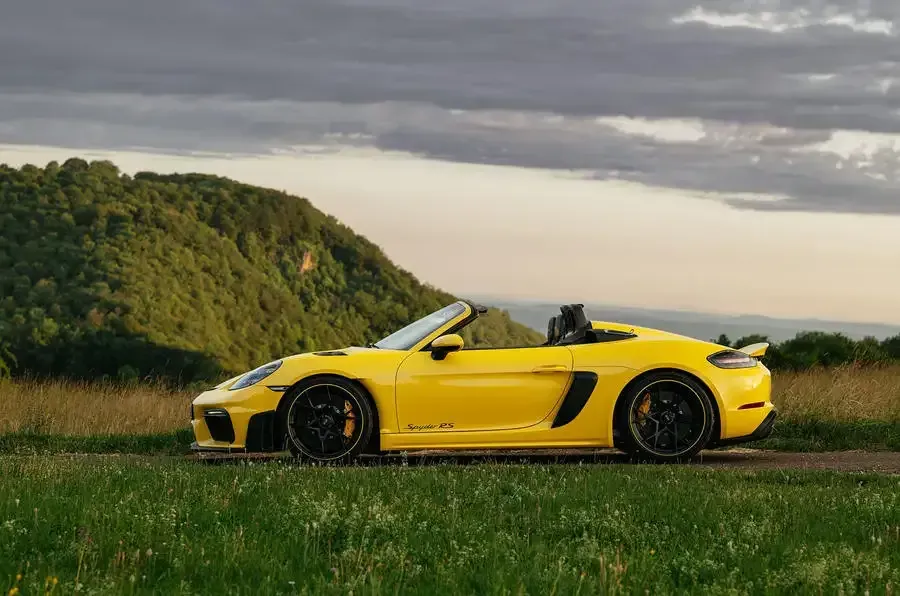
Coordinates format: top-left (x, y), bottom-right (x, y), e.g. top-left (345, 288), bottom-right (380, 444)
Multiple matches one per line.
top-left (190, 301), bottom-right (776, 463)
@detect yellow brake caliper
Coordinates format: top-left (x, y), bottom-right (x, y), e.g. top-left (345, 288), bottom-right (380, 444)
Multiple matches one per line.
top-left (343, 400), bottom-right (356, 438)
top-left (637, 392), bottom-right (651, 425)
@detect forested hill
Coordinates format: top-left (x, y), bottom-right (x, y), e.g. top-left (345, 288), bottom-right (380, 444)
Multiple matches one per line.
top-left (0, 159), bottom-right (543, 383)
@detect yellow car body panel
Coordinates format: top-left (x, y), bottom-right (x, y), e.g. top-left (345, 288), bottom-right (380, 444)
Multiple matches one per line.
top-left (394, 346), bottom-right (573, 432)
top-left (191, 301), bottom-right (776, 456)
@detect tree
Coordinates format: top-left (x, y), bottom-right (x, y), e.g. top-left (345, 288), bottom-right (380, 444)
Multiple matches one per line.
top-left (0, 342), bottom-right (15, 378)
top-left (882, 334), bottom-right (900, 359)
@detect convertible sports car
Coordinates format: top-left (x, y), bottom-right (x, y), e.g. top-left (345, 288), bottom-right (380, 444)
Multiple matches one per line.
top-left (191, 301), bottom-right (776, 463)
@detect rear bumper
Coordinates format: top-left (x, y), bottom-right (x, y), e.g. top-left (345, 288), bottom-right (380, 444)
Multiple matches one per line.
top-left (710, 409), bottom-right (778, 448)
top-left (709, 362), bottom-right (776, 441)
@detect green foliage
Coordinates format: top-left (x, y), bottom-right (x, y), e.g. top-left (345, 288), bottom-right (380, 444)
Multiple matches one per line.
top-left (0, 342), bottom-right (13, 378)
top-left (0, 159), bottom-right (543, 383)
top-left (713, 331), bottom-right (900, 371)
top-left (883, 334), bottom-right (900, 359)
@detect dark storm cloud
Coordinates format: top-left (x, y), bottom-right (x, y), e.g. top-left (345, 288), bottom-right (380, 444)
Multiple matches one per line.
top-left (2, 0), bottom-right (900, 213)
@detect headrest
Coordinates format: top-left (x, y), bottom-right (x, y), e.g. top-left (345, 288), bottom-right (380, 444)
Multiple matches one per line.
top-left (546, 316), bottom-right (558, 344)
top-left (570, 303), bottom-right (589, 330)
top-left (554, 312), bottom-right (568, 339)
top-left (559, 304), bottom-right (588, 338)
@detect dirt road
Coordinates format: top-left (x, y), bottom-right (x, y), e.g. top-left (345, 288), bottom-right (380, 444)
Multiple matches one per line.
top-left (190, 448), bottom-right (900, 473)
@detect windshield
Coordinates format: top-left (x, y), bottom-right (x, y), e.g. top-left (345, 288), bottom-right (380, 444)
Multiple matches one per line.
top-left (373, 302), bottom-right (467, 351)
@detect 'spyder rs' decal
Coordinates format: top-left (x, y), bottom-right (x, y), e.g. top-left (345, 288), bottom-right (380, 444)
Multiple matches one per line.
top-left (406, 423), bottom-right (455, 431)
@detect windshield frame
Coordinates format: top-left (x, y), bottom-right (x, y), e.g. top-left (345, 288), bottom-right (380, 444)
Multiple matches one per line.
top-left (372, 301), bottom-right (471, 351)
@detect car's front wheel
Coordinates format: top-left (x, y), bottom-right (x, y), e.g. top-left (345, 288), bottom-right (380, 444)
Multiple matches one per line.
top-left (282, 375), bottom-right (375, 464)
top-left (617, 371), bottom-right (716, 462)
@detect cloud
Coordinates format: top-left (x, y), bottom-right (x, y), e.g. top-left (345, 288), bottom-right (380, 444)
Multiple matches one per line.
top-left (2, 0), bottom-right (900, 213)
top-left (672, 5), bottom-right (895, 35)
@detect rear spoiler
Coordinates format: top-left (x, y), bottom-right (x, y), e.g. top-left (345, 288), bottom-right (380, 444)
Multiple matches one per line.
top-left (738, 342), bottom-right (769, 358)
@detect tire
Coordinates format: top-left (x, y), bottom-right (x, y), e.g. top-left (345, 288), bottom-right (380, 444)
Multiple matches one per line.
top-left (616, 371), bottom-right (717, 462)
top-left (281, 375), bottom-right (375, 465)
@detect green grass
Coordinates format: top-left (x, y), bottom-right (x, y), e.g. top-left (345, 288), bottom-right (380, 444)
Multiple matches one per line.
top-left (754, 420), bottom-right (900, 452)
top-left (2, 420), bottom-right (900, 458)
top-left (0, 429), bottom-right (195, 456)
top-left (1, 458), bottom-right (898, 595)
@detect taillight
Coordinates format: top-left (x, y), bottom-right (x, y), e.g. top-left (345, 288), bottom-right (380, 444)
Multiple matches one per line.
top-left (707, 350), bottom-right (758, 369)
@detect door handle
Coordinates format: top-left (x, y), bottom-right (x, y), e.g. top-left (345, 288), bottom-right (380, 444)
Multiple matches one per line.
top-left (531, 365), bottom-right (569, 373)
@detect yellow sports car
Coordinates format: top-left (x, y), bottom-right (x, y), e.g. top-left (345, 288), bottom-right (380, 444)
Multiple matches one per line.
top-left (191, 301), bottom-right (776, 462)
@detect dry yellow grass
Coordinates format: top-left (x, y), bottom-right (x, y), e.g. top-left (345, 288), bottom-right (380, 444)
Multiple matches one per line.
top-left (0, 364), bottom-right (898, 436)
top-left (0, 377), bottom-right (192, 435)
top-left (771, 363), bottom-right (900, 422)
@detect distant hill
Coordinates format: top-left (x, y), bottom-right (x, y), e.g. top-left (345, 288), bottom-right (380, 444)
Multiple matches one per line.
top-left (0, 159), bottom-right (543, 382)
top-left (471, 297), bottom-right (900, 344)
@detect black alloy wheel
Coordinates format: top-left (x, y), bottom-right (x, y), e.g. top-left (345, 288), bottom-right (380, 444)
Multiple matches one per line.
top-left (284, 376), bottom-right (374, 464)
top-left (619, 372), bottom-right (716, 462)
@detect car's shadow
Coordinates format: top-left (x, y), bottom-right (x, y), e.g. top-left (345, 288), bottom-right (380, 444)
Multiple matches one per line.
top-left (191, 449), bottom-right (760, 468)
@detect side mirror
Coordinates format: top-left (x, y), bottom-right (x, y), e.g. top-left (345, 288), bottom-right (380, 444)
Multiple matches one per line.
top-left (431, 334), bottom-right (464, 360)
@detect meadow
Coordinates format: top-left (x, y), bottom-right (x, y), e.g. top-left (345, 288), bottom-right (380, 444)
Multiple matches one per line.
top-left (1, 364), bottom-right (899, 454)
top-left (1, 367), bottom-right (899, 594)
top-left (2, 457), bottom-right (899, 595)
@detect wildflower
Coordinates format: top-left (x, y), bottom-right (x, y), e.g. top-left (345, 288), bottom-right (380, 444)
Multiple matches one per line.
top-left (15, 575), bottom-right (21, 582)
top-left (9, 587), bottom-right (20, 596)
top-left (650, 549), bottom-right (656, 555)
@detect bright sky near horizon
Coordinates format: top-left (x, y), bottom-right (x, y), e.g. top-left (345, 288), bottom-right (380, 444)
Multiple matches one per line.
top-left (2, 0), bottom-right (900, 324)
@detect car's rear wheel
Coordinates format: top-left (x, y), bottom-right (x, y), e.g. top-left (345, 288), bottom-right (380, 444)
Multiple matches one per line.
top-left (617, 371), bottom-right (716, 462)
top-left (283, 375), bottom-right (375, 465)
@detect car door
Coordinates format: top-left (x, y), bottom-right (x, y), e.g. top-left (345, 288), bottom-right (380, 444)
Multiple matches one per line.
top-left (394, 346), bottom-right (574, 432)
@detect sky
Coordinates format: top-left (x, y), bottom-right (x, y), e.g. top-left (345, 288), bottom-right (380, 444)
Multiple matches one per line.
top-left (2, 0), bottom-right (899, 324)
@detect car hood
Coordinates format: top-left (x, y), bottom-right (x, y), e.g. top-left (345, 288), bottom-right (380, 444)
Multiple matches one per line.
top-left (291, 345), bottom-right (382, 359)
top-left (213, 346), bottom-right (391, 390)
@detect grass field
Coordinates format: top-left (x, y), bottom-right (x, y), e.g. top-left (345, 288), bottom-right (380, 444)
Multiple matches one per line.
top-left (0, 364), bottom-right (899, 454)
top-left (771, 364), bottom-right (900, 422)
top-left (0, 377), bottom-right (190, 436)
top-left (1, 369), bottom-right (899, 594)
top-left (1, 457), bottom-right (898, 595)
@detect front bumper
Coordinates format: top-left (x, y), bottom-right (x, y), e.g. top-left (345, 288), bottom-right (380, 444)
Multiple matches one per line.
top-left (191, 384), bottom-right (283, 452)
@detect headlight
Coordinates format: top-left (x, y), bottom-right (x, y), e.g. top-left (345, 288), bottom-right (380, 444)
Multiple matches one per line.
top-left (214, 374), bottom-right (242, 390)
top-left (229, 360), bottom-right (283, 391)
top-left (707, 350), bottom-right (757, 369)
